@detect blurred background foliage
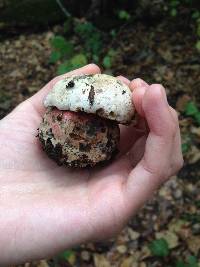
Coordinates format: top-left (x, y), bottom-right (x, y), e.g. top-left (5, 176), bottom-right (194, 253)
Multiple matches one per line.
top-left (1, 0), bottom-right (200, 73)
top-left (0, 0), bottom-right (200, 266)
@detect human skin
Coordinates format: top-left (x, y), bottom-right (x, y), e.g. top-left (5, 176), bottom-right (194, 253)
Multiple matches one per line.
top-left (0, 64), bottom-right (183, 265)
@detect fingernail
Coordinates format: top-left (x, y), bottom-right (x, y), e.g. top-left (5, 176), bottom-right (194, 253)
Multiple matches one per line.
top-left (139, 86), bottom-right (147, 95)
top-left (88, 63), bottom-right (101, 72)
top-left (131, 78), bottom-right (148, 89)
top-left (150, 84), bottom-right (168, 105)
top-left (117, 75), bottom-right (130, 85)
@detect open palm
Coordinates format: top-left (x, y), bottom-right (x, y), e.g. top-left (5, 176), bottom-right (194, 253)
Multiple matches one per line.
top-left (0, 65), bottom-right (183, 265)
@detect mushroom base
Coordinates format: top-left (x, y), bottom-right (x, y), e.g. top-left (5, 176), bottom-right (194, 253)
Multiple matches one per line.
top-left (38, 108), bottom-right (120, 168)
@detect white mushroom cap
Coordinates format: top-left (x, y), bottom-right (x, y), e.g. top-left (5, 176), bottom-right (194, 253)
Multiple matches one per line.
top-left (44, 74), bottom-right (135, 124)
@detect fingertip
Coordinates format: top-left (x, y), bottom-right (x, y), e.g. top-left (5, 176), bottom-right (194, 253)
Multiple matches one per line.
top-left (86, 63), bottom-right (101, 73)
top-left (169, 106), bottom-right (179, 123)
top-left (142, 84), bottom-right (173, 136)
top-left (66, 64), bottom-right (101, 77)
top-left (55, 64), bottom-right (101, 81)
top-left (149, 84), bottom-right (168, 104)
top-left (130, 78), bottom-right (149, 91)
top-left (117, 75), bottom-right (130, 85)
top-left (142, 84), bottom-right (164, 113)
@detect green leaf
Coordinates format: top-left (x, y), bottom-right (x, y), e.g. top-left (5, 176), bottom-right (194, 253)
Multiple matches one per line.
top-left (181, 143), bottom-right (190, 154)
top-left (110, 29), bottom-right (117, 37)
top-left (57, 54), bottom-right (88, 75)
top-left (70, 54), bottom-right (88, 67)
top-left (108, 49), bottom-right (116, 57)
top-left (184, 101), bottom-right (200, 125)
top-left (63, 17), bottom-right (73, 33)
top-left (170, 0), bottom-right (180, 7)
top-left (187, 255), bottom-right (198, 267)
top-left (49, 51), bottom-right (61, 63)
top-left (118, 10), bottom-right (131, 20)
top-left (185, 102), bottom-right (199, 116)
top-left (192, 11), bottom-right (200, 19)
top-left (57, 61), bottom-right (73, 75)
top-left (194, 112), bottom-right (200, 125)
top-left (74, 22), bottom-right (102, 55)
top-left (170, 8), bottom-right (177, 17)
top-left (56, 250), bottom-right (74, 261)
top-left (50, 36), bottom-right (73, 58)
top-left (196, 40), bottom-right (200, 51)
top-left (175, 256), bottom-right (199, 267)
top-left (92, 54), bottom-right (99, 63)
top-left (102, 49), bottom-right (116, 69)
top-left (74, 21), bottom-right (94, 36)
top-left (103, 55), bottom-right (112, 69)
top-left (175, 260), bottom-right (187, 267)
top-left (149, 238), bottom-right (170, 257)
top-left (197, 24), bottom-right (200, 37)
top-left (50, 36), bottom-right (66, 49)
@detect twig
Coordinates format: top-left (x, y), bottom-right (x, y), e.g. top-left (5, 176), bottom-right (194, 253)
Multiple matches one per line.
top-left (55, 0), bottom-right (71, 18)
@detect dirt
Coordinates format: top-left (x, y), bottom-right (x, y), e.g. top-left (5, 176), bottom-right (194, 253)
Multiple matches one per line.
top-left (38, 108), bottom-right (120, 168)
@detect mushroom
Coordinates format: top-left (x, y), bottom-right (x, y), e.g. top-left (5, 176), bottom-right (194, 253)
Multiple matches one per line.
top-left (38, 74), bottom-right (135, 167)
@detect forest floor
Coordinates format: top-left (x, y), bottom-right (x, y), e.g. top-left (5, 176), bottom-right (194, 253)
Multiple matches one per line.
top-left (0, 17), bottom-right (200, 267)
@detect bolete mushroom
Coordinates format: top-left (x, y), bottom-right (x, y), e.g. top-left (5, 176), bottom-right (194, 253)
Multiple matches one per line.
top-left (38, 74), bottom-right (135, 167)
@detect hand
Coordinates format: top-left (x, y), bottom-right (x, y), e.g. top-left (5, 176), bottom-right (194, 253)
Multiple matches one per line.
top-left (0, 64), bottom-right (183, 265)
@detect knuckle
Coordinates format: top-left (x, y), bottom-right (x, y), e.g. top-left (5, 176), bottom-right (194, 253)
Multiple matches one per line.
top-left (172, 108), bottom-right (178, 120)
top-left (167, 120), bottom-right (177, 139)
top-left (131, 78), bottom-right (147, 89)
top-left (141, 158), bottom-right (167, 183)
top-left (176, 157), bottom-right (184, 170)
top-left (172, 157), bottom-right (184, 175)
top-left (170, 107), bottom-right (179, 123)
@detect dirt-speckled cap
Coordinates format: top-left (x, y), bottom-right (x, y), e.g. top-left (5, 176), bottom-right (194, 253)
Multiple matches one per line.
top-left (44, 74), bottom-right (135, 124)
